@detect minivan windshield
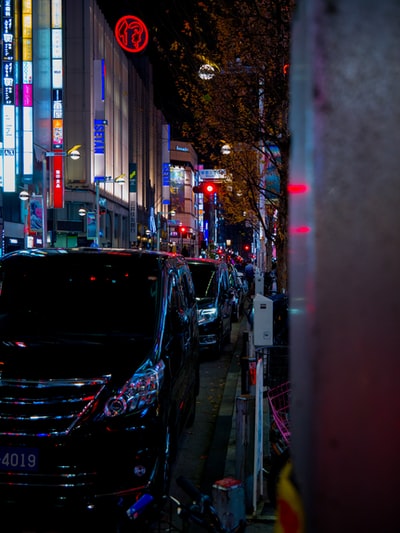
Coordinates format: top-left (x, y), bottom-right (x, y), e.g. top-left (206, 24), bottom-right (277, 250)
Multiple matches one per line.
top-left (187, 262), bottom-right (217, 299)
top-left (0, 252), bottom-right (161, 337)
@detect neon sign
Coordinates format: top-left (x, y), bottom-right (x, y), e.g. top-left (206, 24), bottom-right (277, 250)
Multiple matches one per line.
top-left (51, 0), bottom-right (64, 208)
top-left (114, 15), bottom-right (149, 53)
top-left (2, 0), bottom-right (16, 191)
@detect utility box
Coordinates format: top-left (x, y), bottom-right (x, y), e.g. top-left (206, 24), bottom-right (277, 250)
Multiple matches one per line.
top-left (253, 293), bottom-right (273, 346)
top-left (254, 272), bottom-right (264, 296)
top-left (212, 477), bottom-right (246, 529)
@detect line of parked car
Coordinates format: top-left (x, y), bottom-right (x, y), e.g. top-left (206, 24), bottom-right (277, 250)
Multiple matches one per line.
top-left (185, 257), bottom-right (247, 358)
top-left (0, 247), bottom-right (247, 532)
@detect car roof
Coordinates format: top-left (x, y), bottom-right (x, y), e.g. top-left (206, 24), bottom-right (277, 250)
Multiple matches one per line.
top-left (2, 247), bottom-right (186, 262)
top-left (185, 257), bottom-right (225, 266)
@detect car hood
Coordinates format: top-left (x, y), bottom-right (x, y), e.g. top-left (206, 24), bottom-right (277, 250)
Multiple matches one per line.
top-left (196, 297), bottom-right (217, 310)
top-left (0, 315), bottom-right (154, 381)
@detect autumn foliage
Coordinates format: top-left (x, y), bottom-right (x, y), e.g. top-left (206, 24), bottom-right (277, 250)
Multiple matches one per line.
top-left (154, 0), bottom-right (295, 292)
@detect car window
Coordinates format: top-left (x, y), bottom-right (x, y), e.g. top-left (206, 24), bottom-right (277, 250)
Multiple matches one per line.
top-left (187, 263), bottom-right (217, 298)
top-left (178, 267), bottom-right (196, 308)
top-left (220, 268), bottom-right (230, 292)
top-left (0, 254), bottom-right (161, 337)
top-left (229, 267), bottom-right (238, 287)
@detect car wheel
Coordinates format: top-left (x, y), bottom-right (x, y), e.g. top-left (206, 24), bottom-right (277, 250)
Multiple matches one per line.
top-left (117, 427), bottom-right (176, 532)
top-left (235, 302), bottom-right (241, 322)
top-left (231, 303), bottom-right (238, 322)
top-left (158, 424), bottom-right (174, 498)
top-left (217, 327), bottom-right (225, 355)
top-left (224, 319), bottom-right (232, 346)
top-left (186, 372), bottom-right (198, 427)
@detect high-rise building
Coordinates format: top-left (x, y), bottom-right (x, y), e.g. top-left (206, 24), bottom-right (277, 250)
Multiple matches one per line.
top-left (0, 0), bottom-right (175, 252)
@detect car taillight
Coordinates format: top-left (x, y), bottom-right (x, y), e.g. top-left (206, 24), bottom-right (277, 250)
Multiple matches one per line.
top-left (104, 360), bottom-right (165, 417)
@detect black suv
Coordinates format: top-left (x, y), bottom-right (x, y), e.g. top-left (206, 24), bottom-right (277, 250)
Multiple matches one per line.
top-left (0, 248), bottom-right (199, 528)
top-left (185, 258), bottom-right (233, 357)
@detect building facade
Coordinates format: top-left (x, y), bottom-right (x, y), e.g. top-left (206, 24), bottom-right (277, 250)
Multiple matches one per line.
top-left (0, 0), bottom-right (189, 253)
top-left (169, 140), bottom-right (200, 256)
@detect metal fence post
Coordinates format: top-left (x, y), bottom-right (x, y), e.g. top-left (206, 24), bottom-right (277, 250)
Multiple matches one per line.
top-left (235, 394), bottom-right (255, 513)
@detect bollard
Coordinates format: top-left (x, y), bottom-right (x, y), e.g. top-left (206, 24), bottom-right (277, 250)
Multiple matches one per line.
top-left (212, 477), bottom-right (246, 530)
top-left (240, 331), bottom-right (257, 395)
top-left (240, 331), bottom-right (249, 394)
top-left (235, 394), bottom-right (255, 513)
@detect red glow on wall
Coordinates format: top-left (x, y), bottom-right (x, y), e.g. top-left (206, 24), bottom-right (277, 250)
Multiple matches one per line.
top-left (291, 226), bottom-right (311, 234)
top-left (53, 152), bottom-right (64, 208)
top-left (114, 15), bottom-right (149, 53)
top-left (288, 183), bottom-right (309, 194)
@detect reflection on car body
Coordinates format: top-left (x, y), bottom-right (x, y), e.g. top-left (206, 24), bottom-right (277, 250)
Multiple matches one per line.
top-left (227, 263), bottom-right (245, 322)
top-left (0, 248), bottom-right (200, 528)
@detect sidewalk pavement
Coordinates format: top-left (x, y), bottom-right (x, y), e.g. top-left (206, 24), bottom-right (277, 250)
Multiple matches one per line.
top-left (220, 315), bottom-right (277, 532)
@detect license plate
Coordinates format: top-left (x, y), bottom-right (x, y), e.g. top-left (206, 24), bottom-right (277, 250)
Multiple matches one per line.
top-left (0, 446), bottom-right (39, 472)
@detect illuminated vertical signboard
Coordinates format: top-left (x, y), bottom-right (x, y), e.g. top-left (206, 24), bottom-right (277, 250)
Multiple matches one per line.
top-left (50, 0), bottom-right (64, 208)
top-left (22, 0), bottom-right (33, 182)
top-left (2, 0), bottom-right (16, 191)
top-left (169, 167), bottom-right (185, 214)
top-left (162, 162), bottom-right (170, 204)
top-left (129, 162), bottom-right (137, 243)
top-left (93, 59), bottom-right (106, 182)
top-left (162, 123), bottom-right (170, 205)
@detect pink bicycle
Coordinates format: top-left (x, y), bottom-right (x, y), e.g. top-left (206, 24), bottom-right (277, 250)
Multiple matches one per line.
top-left (266, 381), bottom-right (291, 507)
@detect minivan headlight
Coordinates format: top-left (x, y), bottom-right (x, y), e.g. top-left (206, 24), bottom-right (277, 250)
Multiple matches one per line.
top-left (104, 360), bottom-right (165, 418)
top-left (198, 307), bottom-right (218, 325)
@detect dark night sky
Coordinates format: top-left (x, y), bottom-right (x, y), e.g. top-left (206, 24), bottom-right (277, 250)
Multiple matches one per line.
top-left (96, 0), bottom-right (198, 136)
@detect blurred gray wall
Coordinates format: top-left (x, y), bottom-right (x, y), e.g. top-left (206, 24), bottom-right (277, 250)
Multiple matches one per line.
top-left (289, 0), bottom-right (400, 531)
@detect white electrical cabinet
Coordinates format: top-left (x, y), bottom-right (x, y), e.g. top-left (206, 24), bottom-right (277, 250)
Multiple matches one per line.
top-left (253, 293), bottom-right (273, 346)
top-left (254, 272), bottom-right (264, 296)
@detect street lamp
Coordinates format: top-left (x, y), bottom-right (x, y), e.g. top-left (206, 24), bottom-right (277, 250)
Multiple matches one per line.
top-left (198, 59), bottom-right (220, 80)
top-left (221, 143), bottom-right (231, 155)
top-left (114, 174), bottom-right (126, 200)
top-left (19, 190), bottom-right (30, 248)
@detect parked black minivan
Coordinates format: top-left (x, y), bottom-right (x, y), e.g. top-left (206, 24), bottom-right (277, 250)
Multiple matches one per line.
top-left (185, 257), bottom-right (233, 357)
top-left (0, 248), bottom-right (199, 529)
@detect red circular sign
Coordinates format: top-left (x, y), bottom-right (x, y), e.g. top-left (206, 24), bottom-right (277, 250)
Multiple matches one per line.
top-left (114, 15), bottom-right (149, 53)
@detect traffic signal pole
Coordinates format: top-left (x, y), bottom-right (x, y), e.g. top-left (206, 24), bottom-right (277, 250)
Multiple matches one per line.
top-left (193, 181), bottom-right (219, 255)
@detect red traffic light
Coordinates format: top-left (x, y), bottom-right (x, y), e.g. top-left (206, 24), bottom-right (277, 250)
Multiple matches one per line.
top-left (192, 182), bottom-right (218, 195)
top-left (180, 226), bottom-right (186, 233)
top-left (204, 183), bottom-right (216, 195)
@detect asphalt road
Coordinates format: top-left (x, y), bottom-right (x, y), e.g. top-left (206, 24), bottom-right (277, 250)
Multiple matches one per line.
top-left (166, 314), bottom-right (276, 533)
top-left (166, 319), bottom-right (245, 527)
top-left (175, 325), bottom-right (242, 483)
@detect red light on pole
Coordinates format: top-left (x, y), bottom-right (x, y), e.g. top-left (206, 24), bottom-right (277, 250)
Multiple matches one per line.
top-left (179, 226), bottom-right (186, 254)
top-left (204, 183), bottom-right (216, 194)
top-left (193, 182), bottom-right (219, 195)
top-left (288, 183), bottom-right (309, 194)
